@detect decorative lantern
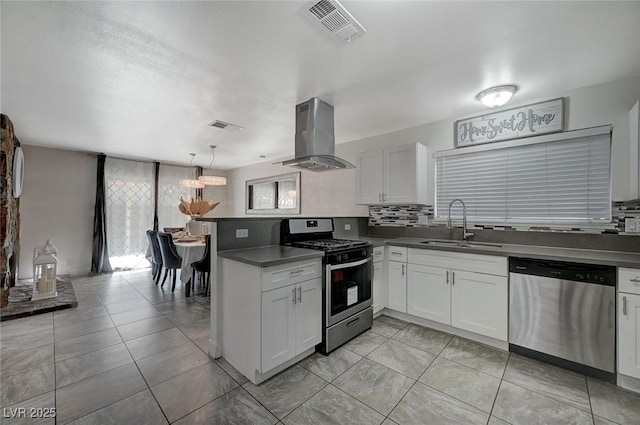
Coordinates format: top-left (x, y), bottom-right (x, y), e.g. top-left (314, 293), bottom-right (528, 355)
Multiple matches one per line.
top-left (32, 240), bottom-right (58, 300)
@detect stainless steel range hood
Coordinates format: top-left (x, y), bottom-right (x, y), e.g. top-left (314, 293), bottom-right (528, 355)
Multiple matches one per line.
top-left (282, 98), bottom-right (355, 172)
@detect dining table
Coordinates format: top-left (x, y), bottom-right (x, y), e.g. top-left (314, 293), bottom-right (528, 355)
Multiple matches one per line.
top-left (174, 239), bottom-right (206, 296)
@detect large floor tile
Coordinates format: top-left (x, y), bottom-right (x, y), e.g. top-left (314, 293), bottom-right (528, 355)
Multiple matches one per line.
top-left (55, 363), bottom-right (147, 424)
top-left (342, 330), bottom-right (387, 356)
top-left (68, 389), bottom-right (168, 425)
top-left (503, 354), bottom-right (591, 412)
top-left (54, 327), bottom-right (122, 362)
top-left (439, 337), bottom-right (509, 378)
top-left (103, 297), bottom-right (153, 315)
top-left (163, 303), bottom-right (210, 326)
top-left (108, 305), bottom-right (161, 326)
top-left (389, 381), bottom-right (489, 425)
top-left (0, 363), bottom-right (55, 407)
top-left (125, 327), bottom-right (188, 360)
top-left (0, 313), bottom-right (53, 340)
top-left (99, 291), bottom-right (147, 306)
top-left (140, 290), bottom-right (186, 305)
top-left (298, 347), bottom-right (362, 382)
top-left (333, 358), bottom-right (414, 415)
top-left (178, 317), bottom-right (210, 340)
top-left (151, 361), bottom-right (238, 423)
top-left (216, 357), bottom-right (250, 385)
top-left (588, 377), bottom-right (640, 425)
top-left (492, 381), bottom-right (593, 425)
top-left (174, 387), bottom-right (278, 425)
top-left (53, 315), bottom-right (114, 342)
top-left (243, 365), bottom-right (327, 419)
top-left (0, 329), bottom-right (54, 354)
top-left (53, 306), bottom-right (108, 327)
top-left (0, 344), bottom-right (54, 373)
top-left (115, 315), bottom-right (174, 341)
top-left (366, 339), bottom-right (435, 379)
top-left (137, 342), bottom-right (211, 387)
top-left (1, 391), bottom-right (56, 425)
top-left (55, 343), bottom-right (133, 388)
top-left (370, 315), bottom-right (408, 338)
top-left (391, 323), bottom-right (453, 355)
top-left (419, 356), bottom-right (500, 413)
top-left (283, 384), bottom-right (385, 425)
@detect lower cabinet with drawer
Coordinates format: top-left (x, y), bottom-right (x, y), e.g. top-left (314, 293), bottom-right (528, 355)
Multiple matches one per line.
top-left (221, 257), bottom-right (322, 384)
top-left (372, 246), bottom-right (386, 315)
top-left (618, 267), bottom-right (640, 381)
top-left (406, 248), bottom-right (508, 341)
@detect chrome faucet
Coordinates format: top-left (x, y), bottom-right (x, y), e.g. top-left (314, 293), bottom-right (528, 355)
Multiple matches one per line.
top-left (447, 199), bottom-right (474, 241)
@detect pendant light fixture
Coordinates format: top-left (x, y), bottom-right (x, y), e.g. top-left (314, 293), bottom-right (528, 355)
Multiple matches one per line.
top-left (198, 145), bottom-right (227, 186)
top-left (179, 153), bottom-right (205, 188)
top-left (476, 85), bottom-right (518, 108)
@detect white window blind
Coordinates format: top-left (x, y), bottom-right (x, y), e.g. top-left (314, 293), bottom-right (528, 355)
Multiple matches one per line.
top-left (435, 126), bottom-right (612, 223)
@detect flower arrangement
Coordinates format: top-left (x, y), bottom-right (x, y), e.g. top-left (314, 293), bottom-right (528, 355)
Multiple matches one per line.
top-left (178, 197), bottom-right (220, 216)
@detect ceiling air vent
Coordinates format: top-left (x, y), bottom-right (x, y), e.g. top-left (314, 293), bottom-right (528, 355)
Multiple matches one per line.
top-left (303, 0), bottom-right (365, 43)
top-left (208, 120), bottom-right (244, 132)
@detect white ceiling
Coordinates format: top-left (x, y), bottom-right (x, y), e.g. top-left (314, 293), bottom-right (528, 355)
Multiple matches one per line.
top-left (2, 1), bottom-right (640, 169)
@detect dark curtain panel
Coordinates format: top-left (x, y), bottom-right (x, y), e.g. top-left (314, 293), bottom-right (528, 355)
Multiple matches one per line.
top-left (90, 154), bottom-right (113, 275)
top-left (153, 162), bottom-right (160, 231)
top-left (196, 166), bottom-right (203, 201)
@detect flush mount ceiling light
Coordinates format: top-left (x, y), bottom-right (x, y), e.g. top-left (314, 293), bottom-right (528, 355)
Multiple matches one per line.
top-left (198, 145), bottom-right (227, 186)
top-left (179, 153), bottom-right (205, 189)
top-left (476, 85), bottom-right (518, 108)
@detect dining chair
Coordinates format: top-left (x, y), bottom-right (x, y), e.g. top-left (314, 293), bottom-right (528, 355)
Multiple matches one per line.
top-left (191, 234), bottom-right (211, 296)
top-left (156, 232), bottom-right (183, 292)
top-left (146, 230), bottom-right (164, 284)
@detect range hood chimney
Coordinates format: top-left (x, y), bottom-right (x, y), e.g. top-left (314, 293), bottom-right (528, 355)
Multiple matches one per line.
top-left (282, 98), bottom-right (355, 171)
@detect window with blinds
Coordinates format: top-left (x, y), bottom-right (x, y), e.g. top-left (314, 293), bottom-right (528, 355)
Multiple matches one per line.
top-left (435, 126), bottom-right (612, 224)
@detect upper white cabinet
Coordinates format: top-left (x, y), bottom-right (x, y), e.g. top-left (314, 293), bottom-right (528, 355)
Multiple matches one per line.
top-left (356, 143), bottom-right (428, 205)
top-left (618, 267), bottom-right (640, 380)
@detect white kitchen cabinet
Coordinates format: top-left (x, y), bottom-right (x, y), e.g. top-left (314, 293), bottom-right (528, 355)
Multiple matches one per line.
top-left (372, 246), bottom-right (386, 314)
top-left (618, 267), bottom-right (640, 380)
top-left (221, 257), bottom-right (322, 384)
top-left (407, 264), bottom-right (450, 324)
top-left (405, 248), bottom-right (508, 341)
top-left (356, 143), bottom-right (428, 205)
top-left (387, 246), bottom-right (408, 313)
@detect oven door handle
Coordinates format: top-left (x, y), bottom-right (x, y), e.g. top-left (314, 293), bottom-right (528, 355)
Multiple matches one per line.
top-left (329, 257), bottom-right (372, 271)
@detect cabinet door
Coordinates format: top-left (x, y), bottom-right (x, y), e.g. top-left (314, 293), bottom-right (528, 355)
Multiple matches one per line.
top-left (407, 264), bottom-right (450, 325)
top-left (356, 150), bottom-right (384, 204)
top-left (373, 261), bottom-right (386, 314)
top-left (295, 278), bottom-right (322, 354)
top-left (262, 285), bottom-right (296, 372)
top-left (387, 260), bottom-right (407, 313)
top-left (451, 270), bottom-right (508, 341)
top-left (383, 144), bottom-right (416, 204)
top-left (619, 293), bottom-right (640, 379)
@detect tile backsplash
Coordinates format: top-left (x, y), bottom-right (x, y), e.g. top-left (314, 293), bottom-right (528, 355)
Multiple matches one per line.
top-left (369, 205), bottom-right (434, 227)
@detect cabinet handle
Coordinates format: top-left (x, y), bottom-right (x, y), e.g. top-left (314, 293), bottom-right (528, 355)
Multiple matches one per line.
top-left (402, 264), bottom-right (405, 276)
top-left (293, 288), bottom-right (297, 305)
top-left (290, 269), bottom-right (303, 276)
top-left (446, 270), bottom-right (449, 285)
top-left (391, 252), bottom-right (402, 256)
top-left (630, 277), bottom-right (640, 285)
top-left (383, 193), bottom-right (386, 202)
top-left (379, 193), bottom-right (382, 202)
top-left (452, 271), bottom-right (455, 286)
top-left (623, 296), bottom-right (627, 316)
top-left (298, 286), bottom-right (302, 303)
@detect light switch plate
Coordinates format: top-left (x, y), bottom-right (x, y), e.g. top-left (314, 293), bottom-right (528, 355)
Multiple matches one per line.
top-left (344, 224), bottom-right (351, 231)
top-left (625, 218), bottom-right (640, 232)
top-left (236, 229), bottom-right (249, 238)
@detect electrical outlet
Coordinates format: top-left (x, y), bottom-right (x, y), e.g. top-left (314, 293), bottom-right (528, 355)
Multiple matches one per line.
top-left (625, 218), bottom-right (640, 232)
top-left (236, 229), bottom-right (249, 238)
top-left (344, 224), bottom-right (351, 231)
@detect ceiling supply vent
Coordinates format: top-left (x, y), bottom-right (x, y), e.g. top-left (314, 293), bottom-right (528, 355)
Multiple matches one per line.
top-left (303, 0), bottom-right (365, 43)
top-left (208, 120), bottom-right (244, 132)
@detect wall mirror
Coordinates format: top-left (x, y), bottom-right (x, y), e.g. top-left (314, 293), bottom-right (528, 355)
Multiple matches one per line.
top-left (245, 172), bottom-right (300, 215)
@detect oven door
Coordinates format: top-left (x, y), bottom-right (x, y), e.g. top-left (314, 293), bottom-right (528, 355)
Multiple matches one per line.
top-left (326, 257), bottom-right (372, 327)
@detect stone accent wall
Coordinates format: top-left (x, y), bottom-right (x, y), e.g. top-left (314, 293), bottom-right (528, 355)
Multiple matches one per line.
top-left (1, 114), bottom-right (21, 288)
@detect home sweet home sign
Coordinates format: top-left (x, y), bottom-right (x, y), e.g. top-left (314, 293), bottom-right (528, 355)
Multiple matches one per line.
top-left (455, 98), bottom-right (565, 147)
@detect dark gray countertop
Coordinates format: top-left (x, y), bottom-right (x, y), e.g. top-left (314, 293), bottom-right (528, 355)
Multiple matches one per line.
top-left (363, 236), bottom-right (640, 268)
top-left (218, 245), bottom-right (324, 267)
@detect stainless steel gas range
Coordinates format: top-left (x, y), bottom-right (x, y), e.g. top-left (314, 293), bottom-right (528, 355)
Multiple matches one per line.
top-left (281, 218), bottom-right (373, 354)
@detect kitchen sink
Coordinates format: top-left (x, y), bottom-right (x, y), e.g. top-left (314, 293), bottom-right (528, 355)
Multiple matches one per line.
top-left (419, 240), bottom-right (503, 249)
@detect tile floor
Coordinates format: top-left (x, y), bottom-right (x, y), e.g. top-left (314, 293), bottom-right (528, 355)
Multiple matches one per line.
top-left (1, 270), bottom-right (640, 424)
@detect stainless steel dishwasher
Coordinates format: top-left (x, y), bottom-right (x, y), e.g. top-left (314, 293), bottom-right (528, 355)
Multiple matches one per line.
top-left (509, 257), bottom-right (616, 382)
